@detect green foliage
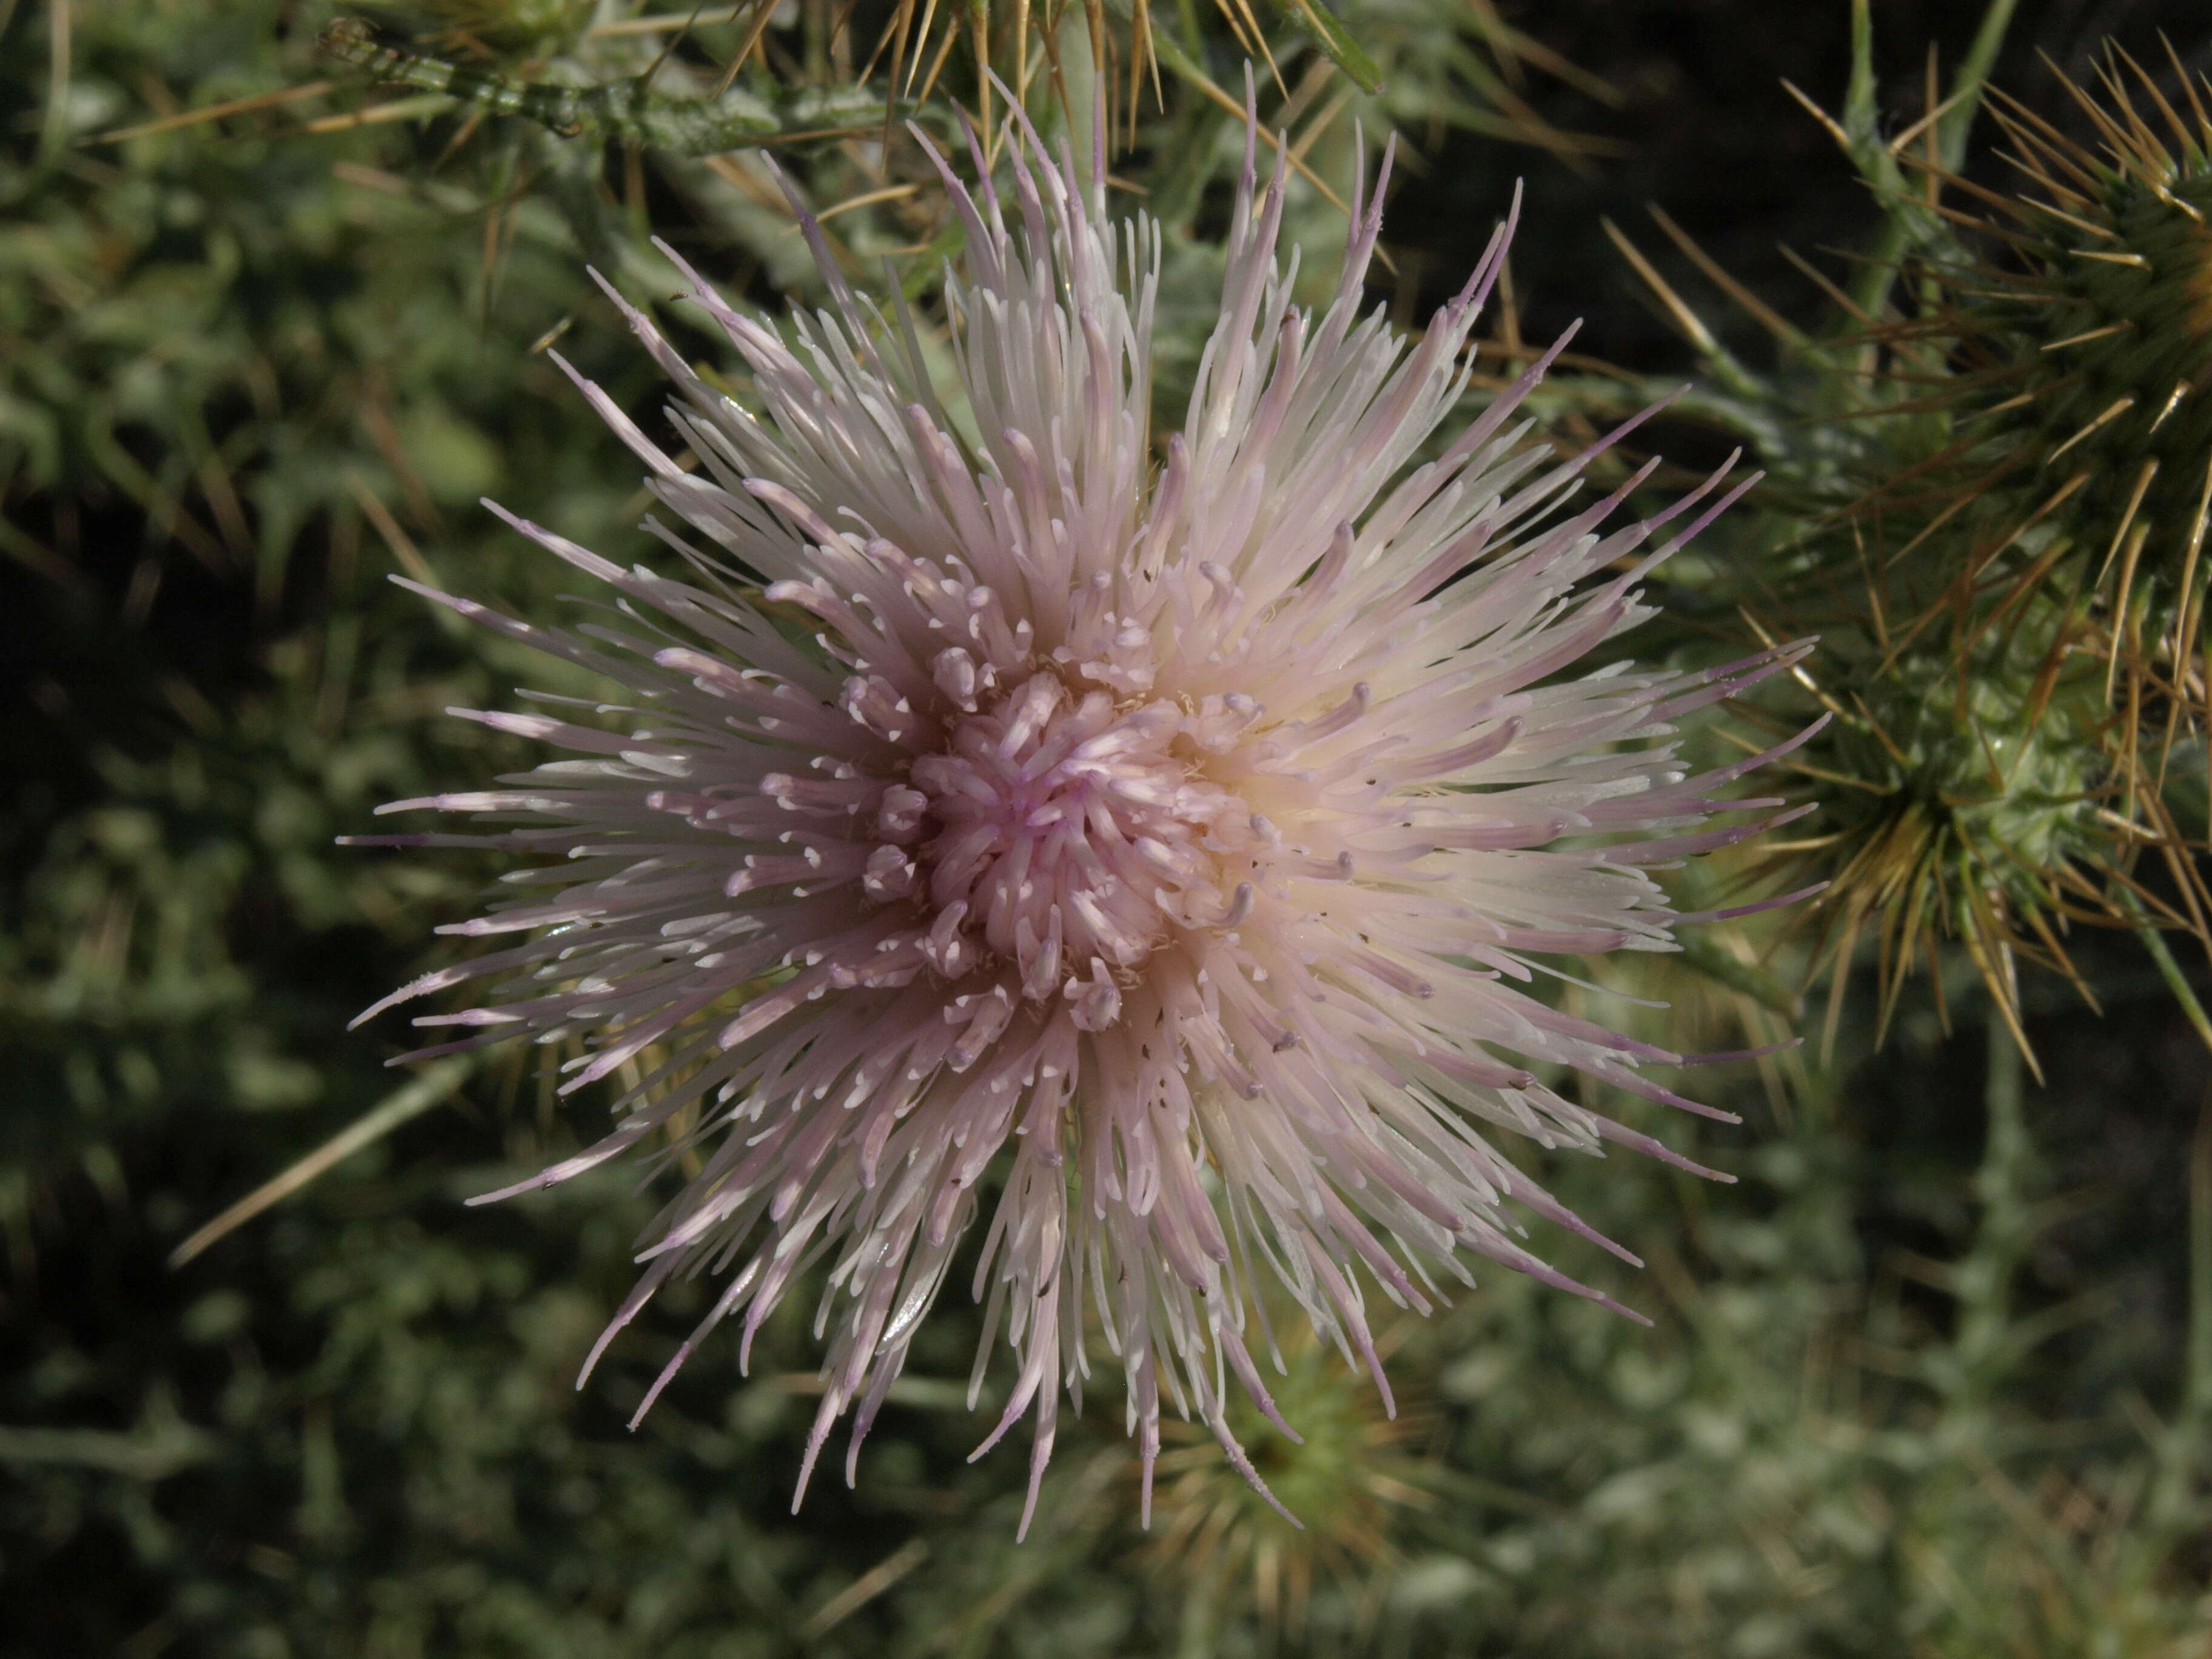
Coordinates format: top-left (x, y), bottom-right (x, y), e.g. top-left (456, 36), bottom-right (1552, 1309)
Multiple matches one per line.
top-left (318, 17), bottom-right (884, 154)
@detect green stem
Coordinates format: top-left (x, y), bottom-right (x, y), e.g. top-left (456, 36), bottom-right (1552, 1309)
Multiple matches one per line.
top-left (2147, 1080), bottom-right (2212, 1538)
top-left (1938, 0), bottom-right (2019, 172)
top-left (2189, 1094), bottom-right (2212, 1425)
top-left (1839, 0), bottom-right (2019, 318)
top-left (1948, 1014), bottom-right (2031, 1417)
top-left (2105, 890), bottom-right (2212, 1535)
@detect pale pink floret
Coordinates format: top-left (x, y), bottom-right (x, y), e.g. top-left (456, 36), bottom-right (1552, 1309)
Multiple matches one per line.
top-left (353, 109), bottom-right (1815, 1536)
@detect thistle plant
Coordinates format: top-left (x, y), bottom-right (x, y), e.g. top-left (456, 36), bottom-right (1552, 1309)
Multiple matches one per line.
top-left (308, 0), bottom-right (1620, 269)
top-left (1930, 52), bottom-right (2212, 714)
top-left (16, 3), bottom-right (2212, 1652)
top-left (1592, 0), bottom-right (2212, 1056)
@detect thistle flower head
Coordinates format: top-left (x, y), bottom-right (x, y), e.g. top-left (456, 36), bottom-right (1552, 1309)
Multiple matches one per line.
top-left (1818, 47), bottom-right (2212, 721)
top-left (1606, 47), bottom-right (2212, 1048)
top-left (1959, 50), bottom-right (2212, 670)
top-left (354, 109), bottom-right (1809, 1533)
top-left (1772, 599), bottom-right (2115, 1051)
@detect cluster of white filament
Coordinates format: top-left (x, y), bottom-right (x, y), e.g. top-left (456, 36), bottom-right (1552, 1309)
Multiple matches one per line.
top-left (354, 107), bottom-right (1813, 1535)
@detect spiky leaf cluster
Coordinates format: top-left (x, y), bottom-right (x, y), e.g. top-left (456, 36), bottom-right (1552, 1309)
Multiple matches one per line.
top-left (1945, 60), bottom-right (2212, 688)
top-left (1776, 601), bottom-right (2114, 1041)
top-left (1587, 7), bottom-right (2211, 1043)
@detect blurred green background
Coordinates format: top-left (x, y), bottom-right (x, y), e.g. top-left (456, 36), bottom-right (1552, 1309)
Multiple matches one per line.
top-left (4, 2), bottom-right (2211, 1655)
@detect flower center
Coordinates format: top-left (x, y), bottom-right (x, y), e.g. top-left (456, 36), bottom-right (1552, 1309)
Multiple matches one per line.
top-left (866, 671), bottom-right (1244, 1027)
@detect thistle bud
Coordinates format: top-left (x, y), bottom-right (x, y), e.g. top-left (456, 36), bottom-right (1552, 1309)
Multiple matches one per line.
top-left (1915, 53), bottom-right (2212, 709)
